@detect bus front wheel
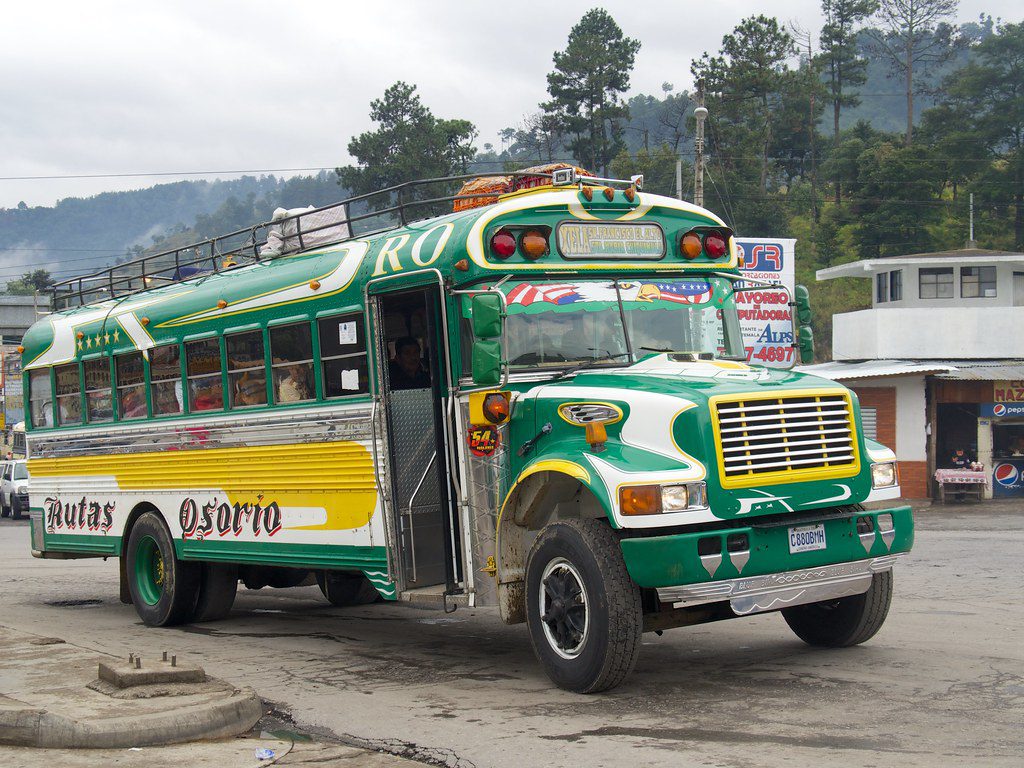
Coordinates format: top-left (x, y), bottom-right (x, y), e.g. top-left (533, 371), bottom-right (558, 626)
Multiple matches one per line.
top-left (782, 570), bottom-right (893, 647)
top-left (125, 512), bottom-right (200, 626)
top-left (525, 519), bottom-right (642, 693)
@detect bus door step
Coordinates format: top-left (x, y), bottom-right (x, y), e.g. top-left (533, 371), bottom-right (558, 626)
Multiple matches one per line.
top-left (400, 584), bottom-right (470, 607)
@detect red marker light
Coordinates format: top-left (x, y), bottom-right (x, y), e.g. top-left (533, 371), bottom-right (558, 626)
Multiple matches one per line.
top-left (704, 231), bottom-right (728, 258)
top-left (490, 230), bottom-right (516, 258)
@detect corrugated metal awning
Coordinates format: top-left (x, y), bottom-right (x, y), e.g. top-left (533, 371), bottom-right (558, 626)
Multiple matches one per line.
top-left (797, 360), bottom-right (957, 380)
top-left (931, 361), bottom-right (1024, 380)
top-left (798, 359), bottom-right (1024, 382)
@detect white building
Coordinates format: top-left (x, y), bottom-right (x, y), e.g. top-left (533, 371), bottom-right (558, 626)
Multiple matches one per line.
top-left (802, 248), bottom-right (1024, 500)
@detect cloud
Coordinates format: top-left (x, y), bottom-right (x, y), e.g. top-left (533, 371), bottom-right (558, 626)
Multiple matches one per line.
top-left (0, 0), bottom-right (1015, 207)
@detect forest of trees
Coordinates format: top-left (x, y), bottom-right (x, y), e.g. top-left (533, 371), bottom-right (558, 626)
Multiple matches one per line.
top-left (2, 3), bottom-right (1021, 358)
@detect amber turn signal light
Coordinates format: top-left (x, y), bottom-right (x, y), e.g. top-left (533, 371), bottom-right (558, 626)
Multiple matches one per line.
top-left (681, 231), bottom-right (702, 259)
top-left (520, 230), bottom-right (548, 260)
top-left (482, 392), bottom-right (511, 424)
top-left (620, 485), bottom-right (662, 516)
top-left (585, 421), bottom-right (607, 452)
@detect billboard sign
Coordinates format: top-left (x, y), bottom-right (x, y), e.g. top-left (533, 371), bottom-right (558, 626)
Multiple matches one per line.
top-left (980, 403), bottom-right (1024, 418)
top-left (736, 238), bottom-right (797, 369)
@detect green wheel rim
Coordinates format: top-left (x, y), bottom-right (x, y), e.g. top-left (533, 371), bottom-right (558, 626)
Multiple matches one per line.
top-left (134, 535), bottom-right (165, 606)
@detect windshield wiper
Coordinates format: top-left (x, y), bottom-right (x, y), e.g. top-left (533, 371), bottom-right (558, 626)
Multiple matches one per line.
top-left (554, 352), bottom-right (632, 380)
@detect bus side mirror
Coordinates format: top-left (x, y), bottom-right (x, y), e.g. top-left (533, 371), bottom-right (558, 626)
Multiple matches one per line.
top-left (471, 293), bottom-right (504, 386)
top-left (472, 341), bottom-right (502, 386)
top-left (794, 285), bottom-right (813, 326)
top-left (798, 326), bottom-right (814, 365)
top-left (472, 294), bottom-right (503, 339)
top-left (794, 285), bottom-right (814, 364)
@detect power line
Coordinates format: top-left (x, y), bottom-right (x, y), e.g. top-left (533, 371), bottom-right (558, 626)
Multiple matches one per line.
top-left (0, 166), bottom-right (338, 182)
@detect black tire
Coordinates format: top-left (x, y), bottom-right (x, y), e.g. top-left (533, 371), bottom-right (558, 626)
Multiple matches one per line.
top-left (1, 500), bottom-right (9, 518)
top-left (525, 519), bottom-right (642, 693)
top-left (125, 512), bottom-right (200, 627)
top-left (782, 570), bottom-right (893, 647)
top-left (191, 563), bottom-right (238, 622)
top-left (10, 496), bottom-right (23, 520)
top-left (316, 571), bottom-right (381, 606)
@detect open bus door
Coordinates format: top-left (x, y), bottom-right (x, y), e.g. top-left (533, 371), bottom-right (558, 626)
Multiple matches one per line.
top-left (369, 284), bottom-right (461, 602)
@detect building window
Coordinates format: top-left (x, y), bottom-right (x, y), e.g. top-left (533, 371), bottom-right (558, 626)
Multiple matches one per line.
top-left (227, 331), bottom-right (267, 409)
top-left (84, 358), bottom-right (113, 423)
top-left (961, 266), bottom-right (996, 298)
top-left (270, 323), bottom-right (315, 404)
top-left (29, 370), bottom-right (53, 428)
top-left (116, 352), bottom-right (147, 420)
top-left (861, 406), bottom-right (878, 441)
top-left (186, 338), bottom-right (224, 412)
top-left (876, 273), bottom-right (888, 303)
top-left (889, 270), bottom-right (902, 301)
top-left (919, 268), bottom-right (954, 299)
top-left (55, 363), bottom-right (82, 426)
top-left (150, 344), bottom-right (183, 416)
top-left (319, 314), bottom-right (369, 397)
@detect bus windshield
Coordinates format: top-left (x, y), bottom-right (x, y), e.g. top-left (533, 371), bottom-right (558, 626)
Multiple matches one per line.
top-left (484, 277), bottom-right (744, 370)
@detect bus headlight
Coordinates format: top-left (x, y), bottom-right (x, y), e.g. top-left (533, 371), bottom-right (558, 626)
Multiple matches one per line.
top-left (620, 482), bottom-right (707, 515)
top-left (871, 461), bottom-right (898, 489)
top-left (662, 482), bottom-right (707, 512)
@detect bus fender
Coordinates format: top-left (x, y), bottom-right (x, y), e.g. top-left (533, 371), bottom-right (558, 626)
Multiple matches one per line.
top-left (494, 457), bottom-right (612, 624)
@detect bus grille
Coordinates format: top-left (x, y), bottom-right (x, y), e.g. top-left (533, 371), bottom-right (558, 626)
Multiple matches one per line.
top-left (714, 393), bottom-right (857, 484)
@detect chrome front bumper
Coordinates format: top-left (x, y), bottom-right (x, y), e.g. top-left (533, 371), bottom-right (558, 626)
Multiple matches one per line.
top-left (656, 555), bottom-right (902, 616)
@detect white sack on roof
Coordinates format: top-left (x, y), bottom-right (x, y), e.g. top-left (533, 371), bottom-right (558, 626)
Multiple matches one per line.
top-left (260, 205), bottom-right (351, 257)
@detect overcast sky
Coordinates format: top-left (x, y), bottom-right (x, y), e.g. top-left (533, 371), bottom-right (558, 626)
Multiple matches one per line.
top-left (1, 0), bottom-right (1018, 209)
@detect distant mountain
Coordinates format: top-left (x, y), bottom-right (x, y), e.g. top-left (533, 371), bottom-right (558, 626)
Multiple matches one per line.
top-left (0, 172), bottom-right (344, 288)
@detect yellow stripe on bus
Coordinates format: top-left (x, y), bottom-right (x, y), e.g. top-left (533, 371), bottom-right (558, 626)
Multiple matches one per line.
top-left (27, 441), bottom-right (378, 531)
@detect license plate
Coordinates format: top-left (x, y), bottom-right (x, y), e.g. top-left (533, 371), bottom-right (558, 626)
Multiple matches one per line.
top-left (788, 524), bottom-right (827, 553)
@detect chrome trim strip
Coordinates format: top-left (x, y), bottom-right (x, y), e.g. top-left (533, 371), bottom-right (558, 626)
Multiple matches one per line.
top-left (656, 555), bottom-right (902, 614)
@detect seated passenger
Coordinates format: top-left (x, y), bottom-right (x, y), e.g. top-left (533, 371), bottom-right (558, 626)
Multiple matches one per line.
top-left (278, 363), bottom-right (312, 402)
top-left (388, 337), bottom-right (430, 390)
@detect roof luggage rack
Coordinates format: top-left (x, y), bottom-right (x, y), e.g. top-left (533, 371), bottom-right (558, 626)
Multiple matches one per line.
top-left (51, 168), bottom-right (642, 311)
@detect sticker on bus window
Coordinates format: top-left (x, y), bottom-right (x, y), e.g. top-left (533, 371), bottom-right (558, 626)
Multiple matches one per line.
top-left (338, 322), bottom-right (357, 345)
top-left (341, 369), bottom-right (360, 390)
top-left (468, 425), bottom-right (500, 457)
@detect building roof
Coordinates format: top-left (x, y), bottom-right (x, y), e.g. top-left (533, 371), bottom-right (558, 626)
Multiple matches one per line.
top-left (817, 248), bottom-right (1024, 280)
top-left (798, 360), bottom-right (957, 380)
top-left (799, 359), bottom-right (1024, 381)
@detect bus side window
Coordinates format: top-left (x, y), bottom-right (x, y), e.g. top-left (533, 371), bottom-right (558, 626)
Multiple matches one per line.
top-left (116, 352), bottom-right (147, 419)
top-left (186, 338), bottom-right (224, 412)
top-left (150, 344), bottom-right (183, 416)
top-left (55, 363), bottom-right (82, 426)
top-left (84, 357), bottom-right (113, 423)
top-left (318, 314), bottom-right (368, 397)
top-left (29, 369), bottom-right (53, 428)
top-left (270, 323), bottom-right (314, 404)
top-left (227, 331), bottom-right (267, 408)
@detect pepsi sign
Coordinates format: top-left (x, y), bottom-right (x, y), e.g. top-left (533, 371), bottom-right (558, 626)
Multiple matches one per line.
top-left (980, 402), bottom-right (1024, 418)
top-left (992, 460), bottom-right (1024, 496)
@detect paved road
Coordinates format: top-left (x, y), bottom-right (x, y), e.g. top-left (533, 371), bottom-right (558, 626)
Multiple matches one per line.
top-left (1, 506), bottom-right (1022, 768)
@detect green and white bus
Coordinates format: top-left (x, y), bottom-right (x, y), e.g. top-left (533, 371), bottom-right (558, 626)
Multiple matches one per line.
top-left (22, 167), bottom-right (913, 692)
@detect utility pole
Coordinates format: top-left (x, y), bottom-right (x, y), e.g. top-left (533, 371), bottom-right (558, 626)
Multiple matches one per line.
top-left (675, 159), bottom-right (683, 201)
top-left (693, 97), bottom-right (708, 208)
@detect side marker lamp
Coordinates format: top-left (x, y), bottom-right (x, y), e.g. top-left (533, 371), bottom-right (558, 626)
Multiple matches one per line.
top-left (585, 421), bottom-right (607, 453)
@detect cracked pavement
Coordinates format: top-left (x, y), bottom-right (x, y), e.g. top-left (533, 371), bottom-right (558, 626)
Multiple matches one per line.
top-left (1, 502), bottom-right (1021, 768)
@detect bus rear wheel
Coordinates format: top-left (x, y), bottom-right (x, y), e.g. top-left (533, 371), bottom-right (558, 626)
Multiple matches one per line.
top-left (316, 571), bottom-right (380, 606)
top-left (126, 512), bottom-right (200, 627)
top-left (525, 519), bottom-right (642, 693)
top-left (782, 570), bottom-right (893, 647)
